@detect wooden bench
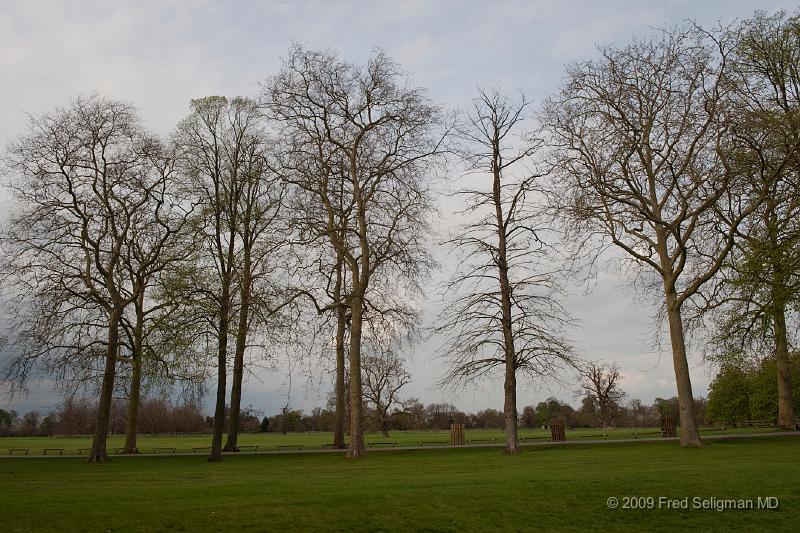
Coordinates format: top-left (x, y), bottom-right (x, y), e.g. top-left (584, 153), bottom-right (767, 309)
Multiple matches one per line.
top-left (237, 445), bottom-right (259, 452)
top-left (41, 448), bottom-right (65, 455)
top-left (322, 443), bottom-right (348, 448)
top-left (275, 444), bottom-right (304, 450)
top-left (632, 431), bottom-right (661, 439)
top-left (77, 448), bottom-right (90, 454)
top-left (746, 419), bottom-right (774, 428)
top-left (417, 440), bottom-right (448, 446)
top-left (576, 433), bottom-right (608, 440)
top-left (191, 446), bottom-right (211, 453)
top-left (8, 448), bottom-right (29, 455)
top-left (466, 438), bottom-right (496, 444)
top-left (521, 435), bottom-right (550, 442)
top-left (368, 441), bottom-right (396, 448)
top-left (153, 447), bottom-right (177, 454)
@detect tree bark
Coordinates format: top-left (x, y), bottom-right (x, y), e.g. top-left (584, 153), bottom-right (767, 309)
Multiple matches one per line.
top-left (333, 257), bottom-right (347, 449)
top-left (346, 292), bottom-right (366, 458)
top-left (123, 292), bottom-right (146, 454)
top-left (502, 350), bottom-right (520, 453)
top-left (89, 309), bottom-right (121, 462)
top-left (122, 358), bottom-right (142, 454)
top-left (664, 289), bottom-right (703, 446)
top-left (492, 139), bottom-right (520, 454)
top-left (225, 249), bottom-right (252, 452)
top-left (209, 279), bottom-right (232, 462)
top-left (333, 312), bottom-right (347, 448)
top-left (773, 303), bottom-right (796, 428)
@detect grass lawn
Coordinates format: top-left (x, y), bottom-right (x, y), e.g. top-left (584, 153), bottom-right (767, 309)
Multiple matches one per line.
top-left (0, 426), bottom-right (781, 455)
top-left (1, 436), bottom-right (798, 532)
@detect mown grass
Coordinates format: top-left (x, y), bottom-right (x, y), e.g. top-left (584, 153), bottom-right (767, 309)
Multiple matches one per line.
top-left (1, 436), bottom-right (798, 532)
top-left (0, 426), bottom-right (780, 455)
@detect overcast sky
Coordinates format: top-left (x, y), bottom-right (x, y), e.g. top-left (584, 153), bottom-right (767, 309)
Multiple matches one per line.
top-left (0, 0), bottom-right (794, 416)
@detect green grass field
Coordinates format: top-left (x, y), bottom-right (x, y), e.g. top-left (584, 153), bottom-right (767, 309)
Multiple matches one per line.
top-left (2, 436), bottom-right (798, 532)
top-left (0, 426), bottom-right (782, 456)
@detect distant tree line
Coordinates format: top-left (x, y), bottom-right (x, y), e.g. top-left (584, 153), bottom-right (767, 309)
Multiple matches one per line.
top-left (0, 398), bottom-right (264, 437)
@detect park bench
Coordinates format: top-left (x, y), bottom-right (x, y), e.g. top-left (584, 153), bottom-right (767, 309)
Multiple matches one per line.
top-left (322, 443), bottom-right (348, 448)
top-left (275, 444), bottom-right (304, 450)
top-left (576, 433), bottom-right (608, 440)
top-left (745, 419), bottom-right (779, 428)
top-left (417, 440), bottom-right (448, 446)
top-left (632, 431), bottom-right (661, 439)
top-left (237, 445), bottom-right (259, 452)
top-left (521, 435), bottom-right (549, 442)
top-left (191, 446), bottom-right (211, 453)
top-left (153, 447), bottom-right (176, 454)
top-left (368, 441), bottom-right (397, 448)
top-left (77, 448), bottom-right (90, 454)
top-left (41, 448), bottom-right (65, 455)
top-left (466, 438), bottom-right (496, 444)
top-left (8, 448), bottom-right (29, 455)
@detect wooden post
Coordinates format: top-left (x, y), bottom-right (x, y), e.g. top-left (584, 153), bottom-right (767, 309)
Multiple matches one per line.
top-left (450, 423), bottom-right (465, 446)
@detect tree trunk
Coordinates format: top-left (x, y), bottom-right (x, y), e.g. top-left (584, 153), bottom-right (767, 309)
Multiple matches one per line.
top-left (333, 305), bottom-right (347, 449)
top-left (333, 259), bottom-right (347, 449)
top-left (664, 289), bottom-right (703, 446)
top-left (773, 304), bottom-right (796, 428)
top-left (209, 280), bottom-right (232, 462)
top-left (123, 294), bottom-right (145, 454)
top-left (89, 309), bottom-right (121, 462)
top-left (122, 358), bottom-right (142, 454)
top-left (346, 292), bottom-right (366, 458)
top-left (492, 140), bottom-right (520, 454)
top-left (503, 361), bottom-right (519, 453)
top-left (225, 250), bottom-right (252, 452)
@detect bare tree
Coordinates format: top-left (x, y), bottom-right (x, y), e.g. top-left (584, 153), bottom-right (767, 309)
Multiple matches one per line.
top-left (116, 146), bottom-right (197, 454)
top-left (362, 346), bottom-right (411, 437)
top-left (266, 45), bottom-right (447, 458)
top-left (175, 96), bottom-right (250, 461)
top-left (175, 95), bottom-right (296, 459)
top-left (579, 362), bottom-right (625, 428)
top-left (1, 95), bottom-right (170, 461)
top-left (437, 90), bottom-right (576, 453)
top-left (543, 26), bottom-right (760, 446)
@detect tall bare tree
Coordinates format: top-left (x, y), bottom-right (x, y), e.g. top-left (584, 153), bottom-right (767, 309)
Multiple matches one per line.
top-left (438, 90), bottom-right (576, 453)
top-left (543, 26), bottom-right (760, 446)
top-left (176, 95), bottom-right (295, 459)
top-left (361, 341), bottom-right (411, 437)
top-left (266, 45), bottom-right (447, 458)
top-left (579, 362), bottom-right (624, 428)
top-left (1, 95), bottom-right (168, 461)
top-left (116, 144), bottom-right (196, 454)
top-left (175, 96), bottom-right (250, 461)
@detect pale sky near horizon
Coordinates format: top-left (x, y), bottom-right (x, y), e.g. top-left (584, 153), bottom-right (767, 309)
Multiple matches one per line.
top-left (0, 0), bottom-right (794, 417)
